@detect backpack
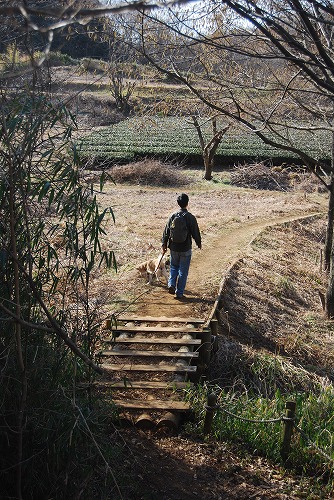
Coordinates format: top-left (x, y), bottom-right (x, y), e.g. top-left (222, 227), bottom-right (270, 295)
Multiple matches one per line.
top-left (170, 212), bottom-right (189, 243)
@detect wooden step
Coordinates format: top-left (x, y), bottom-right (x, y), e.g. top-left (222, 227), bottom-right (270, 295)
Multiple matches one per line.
top-left (105, 337), bottom-right (201, 346)
top-left (95, 380), bottom-right (193, 389)
top-left (115, 315), bottom-right (205, 324)
top-left (113, 398), bottom-right (191, 411)
top-left (108, 325), bottom-right (200, 333)
top-left (102, 349), bottom-right (199, 359)
top-left (102, 362), bottom-right (197, 373)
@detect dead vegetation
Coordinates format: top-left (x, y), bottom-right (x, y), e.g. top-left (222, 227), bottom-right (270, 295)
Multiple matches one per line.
top-left (107, 159), bottom-right (190, 186)
top-left (230, 162), bottom-right (327, 192)
top-left (210, 216), bottom-right (333, 396)
top-left (52, 63), bottom-right (333, 497)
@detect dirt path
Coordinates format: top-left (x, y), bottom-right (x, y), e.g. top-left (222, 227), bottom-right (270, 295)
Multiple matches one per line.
top-left (131, 212), bottom-right (323, 320)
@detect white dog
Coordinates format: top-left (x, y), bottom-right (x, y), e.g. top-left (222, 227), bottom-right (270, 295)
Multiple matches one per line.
top-left (136, 255), bottom-right (168, 285)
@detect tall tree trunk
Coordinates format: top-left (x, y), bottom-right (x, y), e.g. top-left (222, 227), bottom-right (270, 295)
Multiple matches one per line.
top-left (325, 130), bottom-right (334, 316)
top-left (326, 236), bottom-right (334, 318)
top-left (324, 179), bottom-right (334, 271)
top-left (324, 130), bottom-right (334, 270)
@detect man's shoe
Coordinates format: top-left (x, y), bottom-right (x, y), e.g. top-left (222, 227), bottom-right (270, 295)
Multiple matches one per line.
top-left (168, 286), bottom-right (176, 295)
top-left (174, 294), bottom-right (184, 300)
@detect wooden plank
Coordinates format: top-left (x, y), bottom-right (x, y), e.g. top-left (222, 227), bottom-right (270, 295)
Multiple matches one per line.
top-left (116, 315), bottom-right (205, 324)
top-left (95, 380), bottom-right (193, 389)
top-left (104, 337), bottom-right (201, 346)
top-left (101, 349), bottom-right (199, 359)
top-left (113, 399), bottom-right (191, 411)
top-left (102, 362), bottom-right (197, 373)
top-left (109, 325), bottom-right (200, 333)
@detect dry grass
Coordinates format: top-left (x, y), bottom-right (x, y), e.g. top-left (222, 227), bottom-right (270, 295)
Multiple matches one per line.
top-left (210, 216), bottom-right (334, 396)
top-left (89, 165), bottom-right (325, 319)
top-left (107, 159), bottom-right (190, 187)
top-left (230, 162), bottom-right (327, 193)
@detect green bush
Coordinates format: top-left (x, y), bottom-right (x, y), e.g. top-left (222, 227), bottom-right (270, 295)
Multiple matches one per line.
top-left (47, 51), bottom-right (79, 66)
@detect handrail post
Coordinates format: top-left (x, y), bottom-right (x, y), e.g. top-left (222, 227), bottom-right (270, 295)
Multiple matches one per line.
top-left (199, 327), bottom-right (212, 370)
top-left (203, 393), bottom-right (217, 435)
top-left (210, 318), bottom-right (218, 336)
top-left (280, 400), bottom-right (296, 461)
top-left (210, 318), bottom-right (219, 354)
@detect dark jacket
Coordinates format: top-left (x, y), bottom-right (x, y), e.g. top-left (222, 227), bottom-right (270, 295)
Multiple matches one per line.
top-left (162, 208), bottom-right (201, 252)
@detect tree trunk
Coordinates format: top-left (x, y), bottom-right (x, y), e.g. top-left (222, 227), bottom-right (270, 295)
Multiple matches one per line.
top-left (326, 237), bottom-right (334, 318)
top-left (325, 130), bottom-right (334, 270)
top-left (191, 115), bottom-right (228, 180)
top-left (325, 130), bottom-right (334, 316)
top-left (204, 152), bottom-right (213, 180)
top-left (325, 180), bottom-right (334, 271)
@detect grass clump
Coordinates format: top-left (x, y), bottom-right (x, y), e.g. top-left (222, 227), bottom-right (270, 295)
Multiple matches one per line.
top-left (108, 159), bottom-right (190, 187)
top-left (230, 162), bottom-right (292, 191)
top-left (0, 336), bottom-right (122, 499)
top-left (230, 162), bottom-right (326, 192)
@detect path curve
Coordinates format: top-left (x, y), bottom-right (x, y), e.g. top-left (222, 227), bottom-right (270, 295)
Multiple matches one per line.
top-left (132, 212), bottom-right (323, 320)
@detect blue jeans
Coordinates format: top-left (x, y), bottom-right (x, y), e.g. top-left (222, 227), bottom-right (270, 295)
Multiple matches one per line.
top-left (168, 249), bottom-right (192, 297)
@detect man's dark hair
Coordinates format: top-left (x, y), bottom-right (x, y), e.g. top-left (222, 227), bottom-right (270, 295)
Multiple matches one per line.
top-left (177, 193), bottom-right (189, 208)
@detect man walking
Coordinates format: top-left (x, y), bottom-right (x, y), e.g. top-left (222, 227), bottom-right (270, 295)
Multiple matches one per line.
top-left (162, 193), bottom-right (201, 300)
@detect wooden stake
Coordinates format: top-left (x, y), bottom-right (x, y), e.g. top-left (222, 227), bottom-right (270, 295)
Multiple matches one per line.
top-left (210, 319), bottom-right (219, 354)
top-left (203, 393), bottom-right (217, 435)
top-left (210, 318), bottom-right (218, 336)
top-left (199, 327), bottom-right (212, 369)
top-left (281, 400), bottom-right (296, 461)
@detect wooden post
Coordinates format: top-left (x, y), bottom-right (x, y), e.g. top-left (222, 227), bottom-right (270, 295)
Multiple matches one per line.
top-left (280, 400), bottom-right (296, 461)
top-left (199, 327), bottom-right (212, 370)
top-left (203, 393), bottom-right (217, 435)
top-left (210, 318), bottom-right (219, 354)
top-left (210, 318), bottom-right (218, 336)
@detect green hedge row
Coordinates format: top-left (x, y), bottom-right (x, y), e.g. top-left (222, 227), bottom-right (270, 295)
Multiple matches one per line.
top-left (78, 116), bottom-right (331, 167)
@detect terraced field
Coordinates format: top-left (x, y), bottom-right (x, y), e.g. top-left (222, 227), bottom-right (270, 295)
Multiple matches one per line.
top-left (78, 116), bottom-right (332, 165)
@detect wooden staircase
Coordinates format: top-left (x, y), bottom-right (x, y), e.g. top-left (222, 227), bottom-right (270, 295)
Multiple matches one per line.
top-left (97, 315), bottom-right (212, 431)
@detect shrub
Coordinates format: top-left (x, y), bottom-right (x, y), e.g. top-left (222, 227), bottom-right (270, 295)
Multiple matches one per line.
top-left (47, 51), bottom-right (79, 66)
top-left (108, 159), bottom-right (190, 187)
top-left (230, 162), bottom-right (327, 192)
top-left (230, 162), bottom-right (292, 191)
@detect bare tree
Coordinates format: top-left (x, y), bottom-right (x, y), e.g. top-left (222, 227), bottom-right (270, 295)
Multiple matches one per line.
top-left (189, 114), bottom-right (230, 179)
